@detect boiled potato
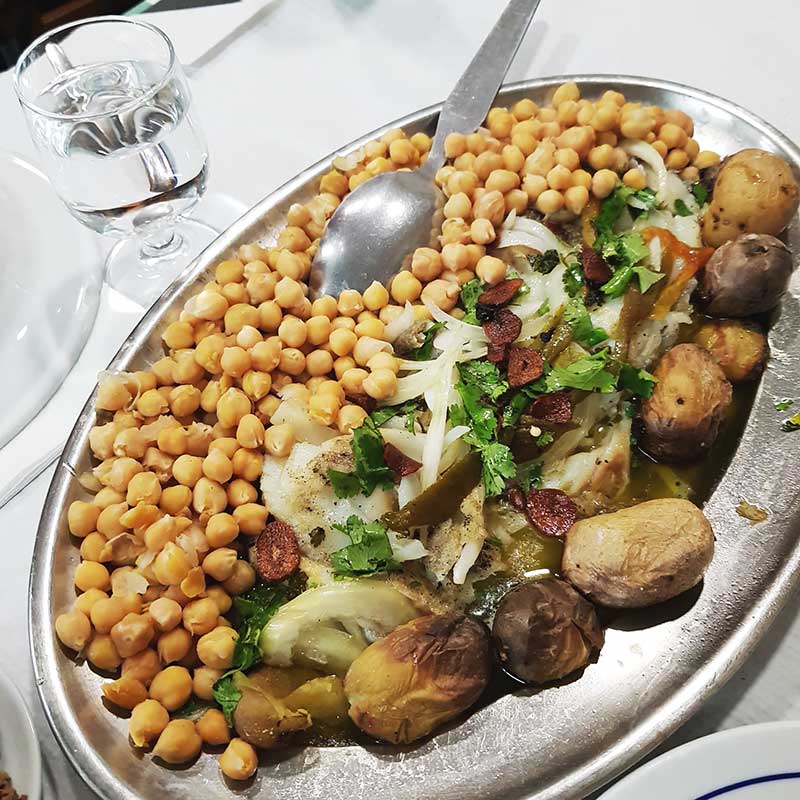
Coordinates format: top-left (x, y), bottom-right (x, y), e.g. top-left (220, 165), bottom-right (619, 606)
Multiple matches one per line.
top-left (694, 319), bottom-right (767, 382)
top-left (702, 149), bottom-right (799, 247)
top-left (698, 233), bottom-right (793, 317)
top-left (640, 343), bottom-right (732, 463)
top-left (284, 676), bottom-right (348, 725)
top-left (561, 499), bottom-right (714, 608)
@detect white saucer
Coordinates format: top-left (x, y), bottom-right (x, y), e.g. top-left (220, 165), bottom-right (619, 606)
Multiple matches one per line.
top-left (601, 722), bottom-right (800, 799)
top-left (0, 668), bottom-right (41, 800)
top-left (0, 151), bottom-right (103, 448)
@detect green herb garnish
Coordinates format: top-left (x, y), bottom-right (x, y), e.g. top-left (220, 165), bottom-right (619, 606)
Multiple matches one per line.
top-left (564, 295), bottom-right (608, 347)
top-left (371, 400), bottom-right (420, 428)
top-left (545, 350), bottom-right (617, 393)
top-left (562, 260), bottom-right (584, 297)
top-left (328, 416), bottom-right (394, 498)
top-left (632, 266), bottom-right (666, 293)
top-left (775, 398), bottom-right (794, 411)
top-left (460, 278), bottom-right (483, 325)
top-left (691, 182), bottom-right (708, 205)
top-left (407, 321), bottom-right (444, 361)
top-left (517, 461), bottom-right (543, 491)
top-left (673, 198), bottom-right (694, 217)
top-left (212, 675), bottom-right (242, 726)
top-left (231, 584), bottom-right (287, 672)
top-left (330, 515), bottom-right (399, 577)
top-left (528, 249), bottom-right (561, 274)
top-left (536, 430), bottom-right (555, 448)
top-left (478, 441), bottom-right (517, 496)
top-left (618, 363), bottom-right (657, 399)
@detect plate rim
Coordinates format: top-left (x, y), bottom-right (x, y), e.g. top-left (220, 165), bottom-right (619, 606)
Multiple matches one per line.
top-left (28, 74), bottom-right (800, 800)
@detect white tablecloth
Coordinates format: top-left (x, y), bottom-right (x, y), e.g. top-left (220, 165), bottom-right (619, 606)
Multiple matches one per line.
top-left (3, 1), bottom-right (800, 797)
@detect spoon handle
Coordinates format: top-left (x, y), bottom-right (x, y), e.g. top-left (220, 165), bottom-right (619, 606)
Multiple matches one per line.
top-left (424, 0), bottom-right (541, 172)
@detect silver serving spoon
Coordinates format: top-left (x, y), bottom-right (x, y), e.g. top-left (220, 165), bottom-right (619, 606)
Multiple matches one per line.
top-left (311, 0), bottom-right (541, 297)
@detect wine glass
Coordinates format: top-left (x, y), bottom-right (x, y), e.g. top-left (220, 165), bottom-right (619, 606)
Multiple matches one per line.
top-left (13, 15), bottom-right (216, 304)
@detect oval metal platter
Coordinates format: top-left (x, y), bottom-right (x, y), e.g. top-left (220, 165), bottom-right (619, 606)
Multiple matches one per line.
top-left (30, 76), bottom-right (800, 800)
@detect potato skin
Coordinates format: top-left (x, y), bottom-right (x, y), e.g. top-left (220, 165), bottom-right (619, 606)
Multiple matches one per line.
top-left (702, 149), bottom-right (799, 247)
top-left (640, 343), bottom-right (732, 463)
top-left (698, 233), bottom-right (793, 317)
top-left (561, 499), bottom-right (714, 608)
top-left (694, 319), bottom-right (767, 382)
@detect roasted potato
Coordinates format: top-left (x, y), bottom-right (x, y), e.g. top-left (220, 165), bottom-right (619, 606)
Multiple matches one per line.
top-left (561, 498), bottom-right (714, 608)
top-left (344, 613), bottom-right (490, 744)
top-left (232, 682), bottom-right (311, 749)
top-left (640, 343), bottom-right (732, 463)
top-left (702, 149), bottom-right (799, 247)
top-left (698, 233), bottom-right (793, 317)
top-left (694, 319), bottom-right (768, 382)
top-left (492, 579), bottom-right (603, 684)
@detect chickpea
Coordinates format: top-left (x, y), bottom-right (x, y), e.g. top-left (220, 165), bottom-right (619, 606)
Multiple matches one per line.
top-left (153, 719), bottom-right (202, 764)
top-left (226, 477), bottom-right (257, 508)
top-left (109, 458), bottom-right (144, 494)
top-left (196, 626), bottom-right (239, 671)
top-left (153, 541), bottom-right (192, 586)
top-left (201, 449), bottom-right (233, 484)
top-left (440, 216), bottom-right (471, 245)
top-left (155, 631), bottom-right (194, 680)
top-left (405, 248), bottom-right (441, 284)
top-left (192, 477), bottom-right (228, 519)
top-left (170, 454), bottom-right (202, 488)
top-left (277, 315), bottom-right (307, 348)
top-left (181, 566), bottom-right (206, 599)
top-left (300, 348), bottom-right (331, 378)
top-left (222, 560), bottom-right (256, 596)
top-left (86, 634), bottom-right (122, 671)
top-left (74, 588), bottom-right (107, 616)
top-left (182, 597), bottom-right (220, 636)
top-left (620, 107), bottom-right (656, 140)
top-left (441, 243), bottom-right (471, 273)
top-left (442, 191), bottom-right (471, 220)
top-left (520, 174), bottom-right (548, 204)
top-left (68, 501), bottom-right (101, 539)
top-left (546, 164), bottom-right (572, 191)
top-left (102, 675), bottom-right (148, 710)
top-left (680, 165), bottom-right (700, 183)
top-left (473, 255), bottom-right (506, 286)
top-left (229, 449), bottom-right (262, 485)
top-left (136, 389), bottom-right (168, 418)
top-left (564, 184), bottom-right (590, 215)
top-left (273, 277), bottom-right (304, 310)
top-left (535, 188), bottom-right (565, 215)
top-left (148, 597), bottom-right (182, 633)
top-left (189, 666), bottom-right (222, 702)
top-left (215, 388), bottom-right (251, 429)
top-left (80, 532), bottom-right (108, 563)
top-left (219, 738), bottom-right (258, 781)
top-left (471, 150), bottom-right (501, 181)
top-left (485, 169), bottom-right (520, 195)
top-left (110, 613), bottom-right (154, 659)
top-left (335, 404), bottom-right (367, 435)
top-left (622, 168), bottom-right (647, 190)
top-left (89, 422), bottom-right (120, 460)
top-left (92, 487), bottom-right (124, 511)
top-left (223, 303), bottom-right (259, 336)
top-left (665, 148), bottom-right (690, 171)
top-left (154, 487), bottom-right (188, 519)
top-left (511, 97), bottom-right (536, 120)
top-left (552, 81), bottom-right (579, 105)
top-left (55, 609), bottom-right (92, 651)
top-left (246, 272), bottom-right (278, 305)
top-left (193, 334), bottom-right (225, 374)
top-left (472, 190), bottom-right (505, 226)
top-left (96, 375), bottom-right (132, 412)
top-left (504, 188), bottom-right (528, 215)
top-left (306, 391), bottom-right (338, 426)
top-left (442, 132), bottom-right (466, 159)
top-left (652, 140), bottom-right (668, 159)
top-left (129, 699), bottom-right (170, 748)
top-left (199, 548), bottom-right (236, 584)
top-left (331, 316), bottom-right (356, 333)
top-left (122, 648), bottom-right (161, 687)
top-left (339, 366), bottom-right (368, 395)
top-left (326, 328), bottom-right (357, 358)
top-left (112, 427), bottom-right (147, 460)
top-left (207, 588), bottom-right (233, 618)
top-left (421, 279), bottom-right (460, 311)
top-left (256, 300), bottom-right (282, 333)
top-left (693, 150), bottom-right (720, 170)
top-left (591, 169), bottom-right (618, 199)
top-left (88, 596), bottom-right (125, 634)
top-left (75, 560), bottom-right (110, 592)
top-left (362, 368), bottom-right (397, 401)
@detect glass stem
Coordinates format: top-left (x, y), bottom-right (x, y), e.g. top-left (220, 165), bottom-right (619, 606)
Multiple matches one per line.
top-left (139, 226), bottom-right (184, 263)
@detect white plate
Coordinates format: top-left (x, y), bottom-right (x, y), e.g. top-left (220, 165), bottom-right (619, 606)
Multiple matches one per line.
top-left (0, 668), bottom-right (42, 800)
top-left (0, 151), bottom-right (103, 449)
top-left (601, 722), bottom-right (800, 799)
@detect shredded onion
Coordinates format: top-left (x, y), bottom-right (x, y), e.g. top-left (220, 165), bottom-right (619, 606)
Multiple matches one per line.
top-left (621, 139), bottom-right (669, 201)
top-left (384, 301), bottom-right (415, 342)
top-left (497, 216), bottom-right (570, 255)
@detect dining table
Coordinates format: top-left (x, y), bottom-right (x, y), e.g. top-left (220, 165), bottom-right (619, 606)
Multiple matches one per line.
top-left (2, 0), bottom-right (800, 796)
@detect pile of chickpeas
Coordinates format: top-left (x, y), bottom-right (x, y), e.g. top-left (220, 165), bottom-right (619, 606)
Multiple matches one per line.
top-left (54, 83), bottom-right (719, 782)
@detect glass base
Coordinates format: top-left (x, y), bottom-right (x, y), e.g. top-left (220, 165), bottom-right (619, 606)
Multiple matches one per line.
top-left (105, 218), bottom-right (218, 306)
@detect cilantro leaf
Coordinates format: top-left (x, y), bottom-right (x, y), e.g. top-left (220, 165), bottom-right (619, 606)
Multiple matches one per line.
top-left (517, 461), bottom-right (542, 491)
top-left (460, 278), bottom-right (483, 325)
top-left (458, 360), bottom-right (509, 402)
top-left (691, 182), bottom-right (708, 205)
top-left (407, 322), bottom-right (444, 361)
top-left (331, 516), bottom-right (399, 577)
top-left (328, 416), bottom-right (394, 498)
top-left (673, 198), bottom-right (693, 217)
top-left (371, 400), bottom-right (419, 428)
top-left (501, 379), bottom-right (548, 427)
top-left (528, 249), bottom-right (560, 274)
top-left (536, 298), bottom-right (550, 317)
top-left (479, 442), bottom-right (517, 497)
top-left (782, 412), bottom-right (800, 432)
top-left (562, 260), bottom-right (583, 297)
top-left (632, 266), bottom-right (666, 293)
top-left (564, 296), bottom-right (608, 348)
top-left (619, 363), bottom-right (657, 399)
top-left (594, 185), bottom-right (657, 237)
top-left (212, 674), bottom-right (242, 726)
top-left (536, 430), bottom-right (555, 448)
top-left (231, 584), bottom-right (287, 672)
top-left (545, 350), bottom-right (617, 393)
top-left (775, 398), bottom-right (794, 412)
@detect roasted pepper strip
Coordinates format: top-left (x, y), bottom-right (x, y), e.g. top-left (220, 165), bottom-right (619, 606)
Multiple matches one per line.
top-left (382, 451), bottom-right (482, 531)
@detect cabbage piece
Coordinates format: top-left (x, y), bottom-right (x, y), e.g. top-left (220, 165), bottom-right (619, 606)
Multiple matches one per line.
top-left (260, 581), bottom-right (420, 671)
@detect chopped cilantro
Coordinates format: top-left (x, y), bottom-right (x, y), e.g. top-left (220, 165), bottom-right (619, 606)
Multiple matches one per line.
top-left (328, 417), bottom-right (394, 498)
top-left (517, 461), bottom-right (543, 491)
top-left (564, 295), bottom-right (608, 348)
top-left (407, 321), bottom-right (444, 361)
top-left (231, 584), bottom-right (287, 672)
top-left (330, 516), bottom-right (399, 577)
top-left (691, 182), bottom-right (708, 205)
top-left (458, 360), bottom-right (509, 402)
top-left (528, 249), bottom-right (561, 274)
top-left (371, 400), bottom-right (419, 428)
top-left (536, 298), bottom-right (551, 317)
top-left (404, 405), bottom-right (418, 433)
top-left (536, 430), bottom-right (554, 448)
top-left (594, 185), bottom-right (657, 241)
top-left (545, 350), bottom-right (617, 393)
top-left (673, 198), bottom-right (693, 217)
top-left (479, 442), bottom-right (517, 497)
top-left (782, 412), bottom-right (800, 432)
top-left (619, 363), bottom-right (657, 399)
top-left (562, 260), bottom-right (584, 297)
top-left (501, 380), bottom-right (547, 427)
top-left (632, 266), bottom-right (666, 293)
top-left (212, 674), bottom-right (242, 726)
top-left (460, 278), bottom-right (483, 325)
top-left (775, 398), bottom-right (794, 411)
top-left (623, 399), bottom-right (638, 419)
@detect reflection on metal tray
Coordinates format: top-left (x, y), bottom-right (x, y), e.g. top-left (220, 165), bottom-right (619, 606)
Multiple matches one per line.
top-left (29, 76), bottom-right (800, 800)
